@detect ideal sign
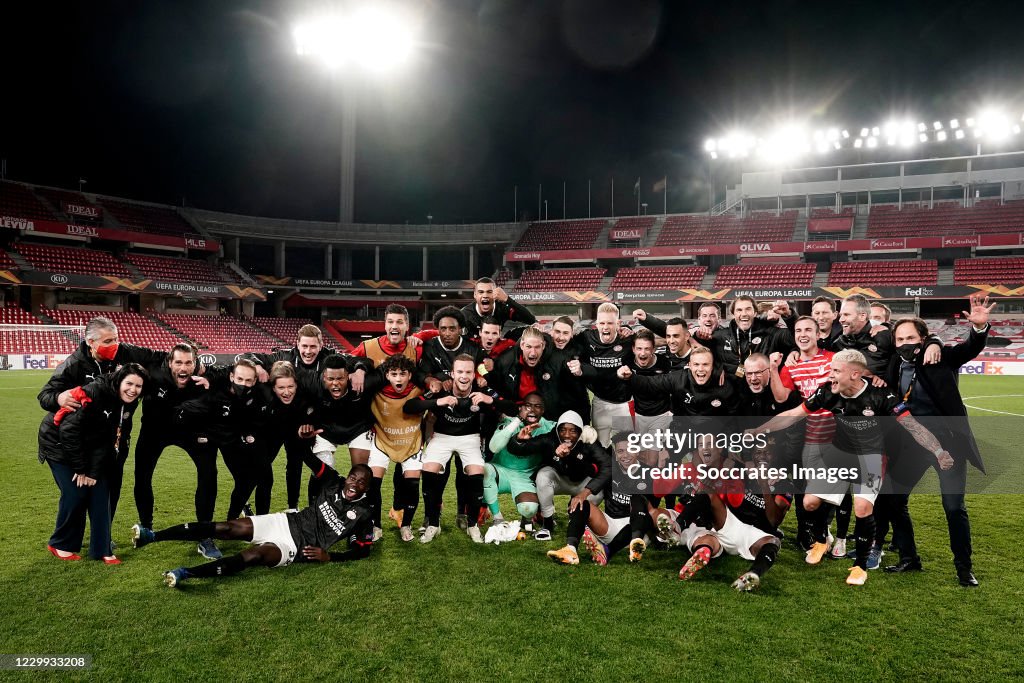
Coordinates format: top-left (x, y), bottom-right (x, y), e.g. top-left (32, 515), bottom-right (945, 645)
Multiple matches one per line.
top-left (63, 203), bottom-right (101, 219)
top-left (610, 228), bottom-right (645, 241)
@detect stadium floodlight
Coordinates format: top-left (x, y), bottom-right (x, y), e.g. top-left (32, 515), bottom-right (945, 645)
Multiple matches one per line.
top-left (978, 109), bottom-right (1011, 141)
top-left (866, 136), bottom-right (878, 148)
top-left (294, 6), bottom-right (418, 72)
top-left (859, 127), bottom-right (869, 137)
top-left (937, 130), bottom-right (948, 141)
top-left (1015, 125), bottom-right (1022, 135)
top-left (827, 128), bottom-right (840, 141)
top-left (919, 132), bottom-right (928, 143)
top-left (966, 117), bottom-right (976, 128)
top-left (853, 138), bottom-right (863, 148)
top-left (841, 129), bottom-right (850, 138)
top-left (955, 129), bottom-right (965, 139)
top-left (933, 121), bottom-right (943, 130)
top-left (704, 139), bottom-right (717, 152)
top-left (833, 140), bottom-right (842, 150)
top-left (871, 126), bottom-right (880, 136)
top-left (294, 4), bottom-right (420, 225)
top-left (950, 119), bottom-right (960, 129)
top-left (917, 122), bottom-right (927, 132)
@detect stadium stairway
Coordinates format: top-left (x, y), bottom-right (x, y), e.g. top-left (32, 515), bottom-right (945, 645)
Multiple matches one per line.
top-left (700, 270), bottom-right (717, 290)
top-left (851, 211), bottom-right (870, 239)
top-left (937, 266), bottom-right (955, 285)
top-left (593, 220), bottom-right (614, 248)
top-left (5, 250), bottom-right (31, 271)
top-left (596, 275), bottom-right (614, 292)
top-left (146, 312), bottom-right (194, 344)
top-left (225, 261), bottom-right (257, 286)
top-left (792, 212), bottom-right (809, 241)
top-left (812, 271), bottom-right (830, 287)
top-left (643, 216), bottom-right (668, 247)
top-left (124, 261), bottom-right (145, 279)
top-left (32, 191), bottom-right (63, 220)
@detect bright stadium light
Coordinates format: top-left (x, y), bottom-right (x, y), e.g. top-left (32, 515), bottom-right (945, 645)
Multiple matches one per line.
top-left (933, 121), bottom-right (943, 130)
top-left (937, 130), bottom-right (948, 141)
top-left (966, 117), bottom-right (976, 128)
top-left (919, 132), bottom-right (928, 143)
top-left (859, 127), bottom-right (869, 137)
top-left (704, 138), bottom-right (717, 152)
top-left (293, 3), bottom-right (420, 225)
top-left (853, 138), bottom-right (863, 148)
top-left (841, 129), bottom-right (850, 138)
top-left (917, 122), bottom-right (927, 132)
top-left (871, 126), bottom-right (880, 136)
top-left (866, 136), bottom-right (878, 148)
top-left (950, 119), bottom-right (960, 129)
top-left (955, 129), bottom-right (966, 139)
top-left (978, 109), bottom-right (1012, 140)
top-left (294, 6), bottom-right (418, 72)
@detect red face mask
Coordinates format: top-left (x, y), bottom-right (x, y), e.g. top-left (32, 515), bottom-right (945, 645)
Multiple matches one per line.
top-left (95, 343), bottom-right (119, 362)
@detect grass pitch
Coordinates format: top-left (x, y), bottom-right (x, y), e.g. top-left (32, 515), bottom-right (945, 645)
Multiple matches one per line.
top-left (1, 370), bottom-right (1022, 681)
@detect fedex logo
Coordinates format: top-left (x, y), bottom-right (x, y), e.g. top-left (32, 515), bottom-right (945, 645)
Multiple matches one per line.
top-left (21, 355), bottom-right (50, 369)
top-left (959, 362), bottom-right (1004, 375)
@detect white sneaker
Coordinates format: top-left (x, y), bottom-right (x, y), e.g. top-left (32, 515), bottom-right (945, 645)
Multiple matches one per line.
top-left (399, 527), bottom-right (415, 542)
top-left (420, 525), bottom-right (441, 544)
top-left (467, 526), bottom-right (484, 544)
top-left (283, 508), bottom-right (299, 514)
top-left (372, 526), bottom-right (383, 542)
top-left (830, 538), bottom-right (848, 559)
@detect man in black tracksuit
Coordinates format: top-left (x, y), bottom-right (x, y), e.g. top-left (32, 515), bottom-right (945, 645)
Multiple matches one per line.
top-left (176, 359), bottom-right (269, 520)
top-left (134, 462), bottom-right (375, 588)
top-left (460, 277), bottom-right (536, 338)
top-left (488, 327), bottom-right (578, 423)
top-left (568, 303), bottom-right (635, 447)
top-left (133, 343), bottom-right (229, 559)
top-left (696, 296), bottom-right (793, 378)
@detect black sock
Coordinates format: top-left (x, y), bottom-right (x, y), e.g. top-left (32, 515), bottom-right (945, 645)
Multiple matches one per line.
top-left (854, 514), bottom-right (877, 569)
top-left (565, 501), bottom-right (590, 548)
top-left (630, 495), bottom-right (652, 540)
top-left (542, 514), bottom-right (555, 532)
top-left (794, 494), bottom-right (811, 547)
top-left (750, 543), bottom-right (779, 576)
top-left (400, 477), bottom-right (420, 528)
top-left (184, 553), bottom-right (248, 579)
top-left (368, 476), bottom-right (383, 527)
top-left (454, 458), bottom-right (468, 515)
top-left (607, 527), bottom-right (632, 557)
top-left (812, 503), bottom-right (833, 543)
top-left (154, 521), bottom-right (215, 542)
top-left (391, 467), bottom-right (403, 510)
top-left (464, 473), bottom-right (484, 528)
top-left (421, 471), bottom-right (443, 527)
top-left (836, 494), bottom-right (853, 539)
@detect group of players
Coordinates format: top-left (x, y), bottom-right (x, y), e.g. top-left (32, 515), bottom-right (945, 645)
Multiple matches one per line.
top-left (37, 277), bottom-right (989, 590)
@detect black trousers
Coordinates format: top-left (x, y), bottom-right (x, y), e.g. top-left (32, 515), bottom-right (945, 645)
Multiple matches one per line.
top-left (879, 447), bottom-right (971, 571)
top-left (47, 459), bottom-right (112, 559)
top-left (220, 439), bottom-right (271, 519)
top-left (134, 428), bottom-right (218, 528)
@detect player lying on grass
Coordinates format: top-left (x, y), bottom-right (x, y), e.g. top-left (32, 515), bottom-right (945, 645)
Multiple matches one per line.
top-left (132, 463), bottom-right (373, 588)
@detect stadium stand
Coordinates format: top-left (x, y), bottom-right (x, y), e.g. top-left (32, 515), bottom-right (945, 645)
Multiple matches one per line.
top-left (126, 252), bottom-right (243, 284)
top-left (0, 249), bottom-right (16, 270)
top-left (0, 181), bottom-right (56, 221)
top-left (156, 313), bottom-right (282, 354)
top-left (656, 211), bottom-right (797, 246)
top-left (97, 198), bottom-right (196, 235)
top-left (15, 242), bottom-right (132, 278)
top-left (866, 203), bottom-right (1024, 237)
top-left (810, 207), bottom-right (855, 217)
top-left (514, 220), bottom-right (605, 250)
top-left (609, 266), bottom-right (706, 290)
top-left (713, 263), bottom-right (817, 287)
top-left (512, 268), bottom-right (605, 291)
top-left (954, 256), bottom-right (1024, 284)
top-left (43, 309), bottom-right (183, 350)
top-left (827, 259), bottom-right (938, 286)
top-left (493, 268), bottom-right (513, 288)
top-left (247, 316), bottom-right (314, 346)
top-left (34, 187), bottom-right (101, 219)
top-left (0, 305), bottom-right (77, 354)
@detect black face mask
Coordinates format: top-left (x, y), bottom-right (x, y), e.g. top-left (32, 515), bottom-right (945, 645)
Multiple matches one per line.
top-left (232, 382), bottom-right (253, 399)
top-left (896, 343), bottom-right (922, 362)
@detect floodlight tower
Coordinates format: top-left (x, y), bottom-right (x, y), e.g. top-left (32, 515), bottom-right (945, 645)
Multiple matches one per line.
top-left (294, 5), bottom-right (418, 225)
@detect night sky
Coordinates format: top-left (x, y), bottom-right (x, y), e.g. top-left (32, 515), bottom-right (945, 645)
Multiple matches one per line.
top-left (7, 0), bottom-right (1024, 225)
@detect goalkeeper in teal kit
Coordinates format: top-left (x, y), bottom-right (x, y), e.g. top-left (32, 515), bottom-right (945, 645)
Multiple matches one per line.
top-left (483, 392), bottom-right (554, 539)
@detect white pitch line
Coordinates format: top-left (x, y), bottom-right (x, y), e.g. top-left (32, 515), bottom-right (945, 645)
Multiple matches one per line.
top-left (963, 404), bottom-right (1024, 417)
top-left (961, 394), bottom-right (1024, 400)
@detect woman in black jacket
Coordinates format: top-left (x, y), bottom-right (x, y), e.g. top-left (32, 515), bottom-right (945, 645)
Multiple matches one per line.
top-left (38, 363), bottom-right (148, 563)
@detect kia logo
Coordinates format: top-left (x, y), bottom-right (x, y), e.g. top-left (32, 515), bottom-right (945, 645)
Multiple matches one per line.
top-left (233, 354), bottom-right (245, 363)
top-left (50, 274), bottom-right (69, 285)
top-left (199, 354), bottom-right (217, 365)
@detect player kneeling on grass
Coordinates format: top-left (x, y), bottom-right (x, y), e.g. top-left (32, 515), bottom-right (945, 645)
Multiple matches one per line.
top-left (133, 463), bottom-right (373, 588)
top-left (484, 393), bottom-right (553, 539)
top-left (671, 442), bottom-right (790, 592)
top-left (547, 431), bottom-right (645, 566)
